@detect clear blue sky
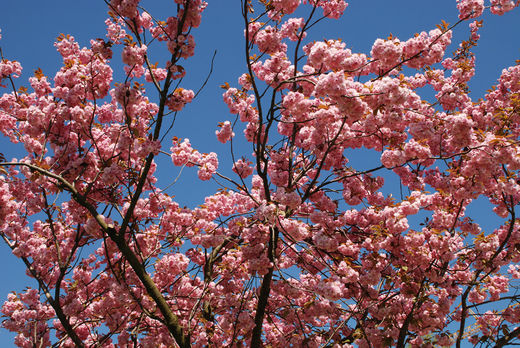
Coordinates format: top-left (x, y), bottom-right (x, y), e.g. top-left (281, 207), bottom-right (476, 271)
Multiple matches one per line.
top-left (0, 1), bottom-right (519, 345)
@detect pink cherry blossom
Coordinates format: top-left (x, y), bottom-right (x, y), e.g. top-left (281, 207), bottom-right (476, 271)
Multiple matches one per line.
top-left (232, 158), bottom-right (254, 178)
top-left (215, 121), bottom-right (234, 143)
top-left (0, 1), bottom-right (520, 347)
top-left (166, 87), bottom-right (194, 111)
top-left (457, 0), bottom-right (485, 19)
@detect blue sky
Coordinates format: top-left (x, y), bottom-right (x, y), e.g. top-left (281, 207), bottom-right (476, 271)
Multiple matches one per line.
top-left (0, 0), bottom-right (519, 345)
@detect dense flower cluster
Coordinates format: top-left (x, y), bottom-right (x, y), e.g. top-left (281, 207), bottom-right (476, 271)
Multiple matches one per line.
top-left (0, 0), bottom-right (520, 347)
top-left (457, 0), bottom-right (485, 18)
top-left (215, 120), bottom-right (234, 143)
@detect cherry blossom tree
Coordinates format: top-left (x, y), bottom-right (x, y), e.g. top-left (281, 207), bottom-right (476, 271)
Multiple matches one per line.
top-left (1, 0), bottom-right (520, 346)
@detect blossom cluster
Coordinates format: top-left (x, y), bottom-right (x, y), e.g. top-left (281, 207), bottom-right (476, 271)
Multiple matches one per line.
top-left (170, 138), bottom-right (218, 180)
top-left (0, 0), bottom-right (520, 347)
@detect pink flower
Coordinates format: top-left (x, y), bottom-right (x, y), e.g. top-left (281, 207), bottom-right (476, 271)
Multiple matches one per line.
top-left (402, 28), bottom-right (452, 69)
top-left (457, 0), bottom-right (485, 19)
top-left (110, 0), bottom-right (139, 18)
top-left (315, 279), bottom-right (343, 301)
top-left (232, 158), bottom-right (254, 178)
top-left (145, 67), bottom-right (167, 82)
top-left (90, 38), bottom-right (113, 60)
top-left (312, 231), bottom-right (338, 252)
top-left (273, 187), bottom-right (301, 209)
top-left (250, 26), bottom-right (286, 54)
top-left (319, 0), bottom-right (348, 19)
top-left (314, 71), bottom-right (348, 97)
top-left (121, 44), bottom-right (147, 66)
top-left (170, 138), bottom-right (199, 167)
top-left (490, 0), bottom-right (517, 15)
top-left (280, 18), bottom-right (306, 41)
top-left (0, 60), bottom-right (22, 79)
top-left (271, 0), bottom-right (301, 16)
top-left (380, 149), bottom-right (406, 168)
top-left (197, 152), bottom-right (218, 181)
top-left (215, 121), bottom-right (235, 143)
top-left (468, 288), bottom-right (486, 303)
top-left (371, 38), bottom-right (402, 71)
top-left (166, 88), bottom-right (195, 112)
top-left (140, 12), bottom-right (153, 29)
